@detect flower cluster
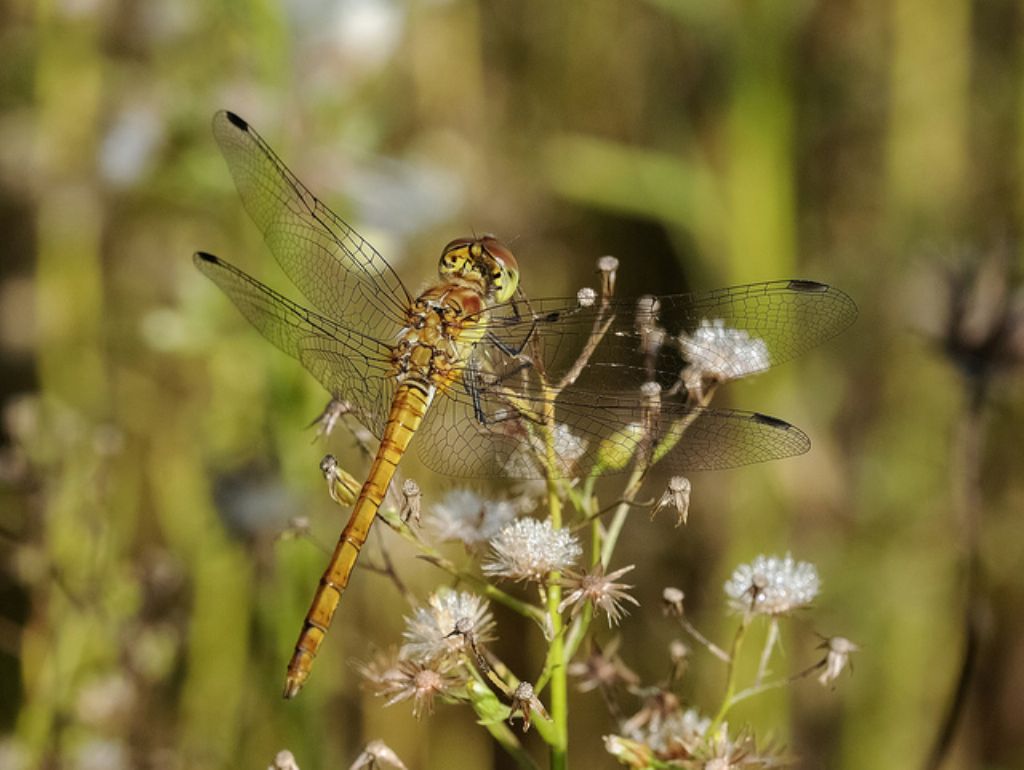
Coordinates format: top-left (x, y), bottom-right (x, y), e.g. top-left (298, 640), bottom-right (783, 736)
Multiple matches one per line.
top-left (723, 553), bottom-right (820, 616)
top-left (358, 587), bottom-right (494, 719)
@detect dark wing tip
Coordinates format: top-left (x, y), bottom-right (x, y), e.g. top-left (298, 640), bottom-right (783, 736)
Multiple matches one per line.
top-left (193, 251), bottom-right (219, 266)
top-left (785, 278), bottom-right (859, 330)
top-left (749, 412), bottom-right (812, 456)
top-left (222, 110), bottom-right (250, 131)
top-left (750, 411), bottom-right (795, 430)
top-left (785, 279), bottom-right (829, 293)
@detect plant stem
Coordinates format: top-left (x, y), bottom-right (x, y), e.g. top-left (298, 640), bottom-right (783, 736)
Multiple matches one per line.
top-left (481, 720), bottom-right (542, 770)
top-left (542, 389), bottom-right (568, 770)
top-left (599, 463), bottom-right (646, 568)
top-left (755, 618), bottom-right (779, 685)
top-left (709, 614), bottom-right (751, 733)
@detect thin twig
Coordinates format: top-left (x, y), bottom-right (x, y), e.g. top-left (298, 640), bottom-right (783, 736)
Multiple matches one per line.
top-left (678, 618), bottom-right (731, 663)
top-left (755, 618), bottom-right (780, 686)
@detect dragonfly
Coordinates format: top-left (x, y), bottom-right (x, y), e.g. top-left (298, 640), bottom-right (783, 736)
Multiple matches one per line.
top-left (194, 110), bottom-right (857, 699)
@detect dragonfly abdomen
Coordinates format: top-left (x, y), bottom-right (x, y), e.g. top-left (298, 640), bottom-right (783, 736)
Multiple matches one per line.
top-left (283, 383), bottom-right (433, 699)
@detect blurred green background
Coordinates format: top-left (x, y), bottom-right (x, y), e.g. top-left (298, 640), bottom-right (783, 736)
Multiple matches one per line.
top-left (1, 0), bottom-right (1023, 768)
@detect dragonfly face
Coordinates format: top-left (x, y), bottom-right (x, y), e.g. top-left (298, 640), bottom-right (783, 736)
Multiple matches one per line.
top-left (439, 235), bottom-right (520, 304)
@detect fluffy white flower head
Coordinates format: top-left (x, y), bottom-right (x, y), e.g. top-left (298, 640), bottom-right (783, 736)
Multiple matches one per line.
top-left (678, 318), bottom-right (770, 381)
top-left (624, 706), bottom-right (710, 757)
top-left (483, 518), bottom-right (582, 582)
top-left (724, 553), bottom-right (820, 615)
top-left (503, 422), bottom-right (588, 479)
top-left (400, 587), bottom-right (494, 663)
top-left (427, 489), bottom-right (519, 545)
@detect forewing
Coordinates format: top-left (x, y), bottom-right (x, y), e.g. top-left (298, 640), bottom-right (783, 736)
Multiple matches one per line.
top-left (482, 280), bottom-right (857, 394)
top-left (194, 252), bottom-right (394, 436)
top-left (211, 111), bottom-right (411, 343)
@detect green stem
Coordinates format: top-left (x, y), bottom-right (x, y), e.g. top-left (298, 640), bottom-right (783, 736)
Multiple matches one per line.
top-left (709, 614), bottom-right (751, 732)
top-left (599, 464), bottom-right (647, 568)
top-left (543, 392), bottom-right (568, 770)
top-left (481, 720), bottom-right (542, 770)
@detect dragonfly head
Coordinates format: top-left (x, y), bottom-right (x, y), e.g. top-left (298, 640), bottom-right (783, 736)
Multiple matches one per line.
top-left (439, 235), bottom-right (520, 304)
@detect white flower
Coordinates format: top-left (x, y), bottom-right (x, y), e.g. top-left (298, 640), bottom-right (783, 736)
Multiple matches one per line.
top-left (623, 704), bottom-right (710, 757)
top-left (503, 422), bottom-right (588, 479)
top-left (401, 588), bottom-right (495, 663)
top-left (426, 489), bottom-right (519, 545)
top-left (678, 319), bottom-right (770, 382)
top-left (724, 553), bottom-right (820, 616)
top-left (577, 287), bottom-right (597, 307)
top-left (483, 518), bottom-right (581, 582)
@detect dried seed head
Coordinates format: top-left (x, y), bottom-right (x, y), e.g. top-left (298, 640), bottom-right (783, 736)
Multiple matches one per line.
top-left (635, 295), bottom-right (661, 329)
top-left (558, 564), bottom-right (640, 626)
top-left (597, 255), bottom-right (619, 297)
top-left (817, 635), bottom-right (859, 687)
top-left (310, 398), bottom-right (352, 439)
top-left (567, 637), bottom-right (639, 693)
top-left (269, 749), bottom-right (300, 770)
top-left (603, 735), bottom-right (655, 767)
top-left (399, 479), bottom-right (421, 525)
top-left (577, 287), bottom-right (597, 307)
top-left (662, 587), bottom-right (685, 617)
top-left (666, 639), bottom-right (690, 685)
top-left (508, 681), bottom-right (548, 732)
top-left (349, 740), bottom-right (408, 770)
top-left (620, 694), bottom-right (709, 760)
top-left (651, 476), bottom-right (692, 526)
top-left (724, 553), bottom-right (820, 616)
top-left (387, 660), bottom-right (462, 719)
top-left (668, 639), bottom-right (689, 664)
top-left (321, 454), bottom-right (360, 506)
top-left (401, 588), bottom-right (495, 663)
top-left (483, 518), bottom-right (581, 582)
top-left (359, 652), bottom-right (463, 719)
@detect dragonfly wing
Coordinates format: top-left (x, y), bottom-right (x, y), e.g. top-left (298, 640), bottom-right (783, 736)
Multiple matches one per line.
top-left (416, 279), bottom-right (852, 479)
top-left (415, 383), bottom-right (527, 478)
top-left (483, 280), bottom-right (857, 392)
top-left (195, 252), bottom-right (394, 437)
top-left (416, 377), bottom-right (810, 479)
top-left (212, 111), bottom-right (412, 343)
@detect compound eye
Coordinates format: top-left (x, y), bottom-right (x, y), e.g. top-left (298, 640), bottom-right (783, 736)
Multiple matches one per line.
top-left (441, 236), bottom-right (475, 256)
top-left (482, 237), bottom-right (518, 272)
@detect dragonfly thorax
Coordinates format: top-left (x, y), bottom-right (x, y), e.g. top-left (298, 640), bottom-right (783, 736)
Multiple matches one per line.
top-left (438, 235), bottom-right (519, 304)
top-left (392, 284), bottom-right (489, 391)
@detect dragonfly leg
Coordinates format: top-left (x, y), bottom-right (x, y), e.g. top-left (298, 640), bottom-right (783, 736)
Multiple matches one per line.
top-left (463, 356), bottom-right (546, 426)
top-left (486, 320), bottom-right (538, 357)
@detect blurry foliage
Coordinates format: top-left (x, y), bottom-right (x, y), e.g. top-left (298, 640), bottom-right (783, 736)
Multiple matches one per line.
top-left (0, 0), bottom-right (1022, 769)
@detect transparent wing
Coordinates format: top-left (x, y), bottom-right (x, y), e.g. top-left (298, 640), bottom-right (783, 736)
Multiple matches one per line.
top-left (417, 377), bottom-right (809, 479)
top-left (194, 252), bottom-right (395, 437)
top-left (480, 280), bottom-right (857, 395)
top-left (415, 279), bottom-right (853, 478)
top-left (212, 111), bottom-right (411, 343)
